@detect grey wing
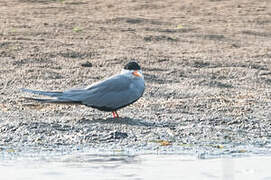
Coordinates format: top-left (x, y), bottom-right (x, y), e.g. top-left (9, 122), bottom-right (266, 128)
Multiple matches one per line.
top-left (21, 74), bottom-right (144, 108)
top-left (79, 75), bottom-right (142, 109)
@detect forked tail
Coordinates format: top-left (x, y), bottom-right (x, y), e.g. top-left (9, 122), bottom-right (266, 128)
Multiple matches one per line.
top-left (21, 88), bottom-right (63, 97)
top-left (21, 88), bottom-right (82, 104)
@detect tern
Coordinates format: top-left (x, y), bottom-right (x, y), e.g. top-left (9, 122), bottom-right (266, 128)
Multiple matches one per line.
top-left (21, 61), bottom-right (145, 118)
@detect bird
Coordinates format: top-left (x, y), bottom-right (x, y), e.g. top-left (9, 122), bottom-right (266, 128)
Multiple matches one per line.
top-left (21, 61), bottom-right (145, 118)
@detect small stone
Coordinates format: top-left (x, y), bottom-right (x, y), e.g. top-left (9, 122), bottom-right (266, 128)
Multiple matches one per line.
top-left (110, 131), bottom-right (128, 139)
top-left (81, 61), bottom-right (92, 67)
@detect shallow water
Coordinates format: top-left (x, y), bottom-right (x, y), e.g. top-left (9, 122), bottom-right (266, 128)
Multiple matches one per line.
top-left (1, 148), bottom-right (271, 180)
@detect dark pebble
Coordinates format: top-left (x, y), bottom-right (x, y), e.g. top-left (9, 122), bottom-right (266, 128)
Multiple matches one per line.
top-left (110, 131), bottom-right (128, 139)
top-left (81, 61), bottom-right (93, 67)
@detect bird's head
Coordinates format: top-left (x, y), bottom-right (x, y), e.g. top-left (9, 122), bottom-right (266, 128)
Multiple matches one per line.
top-left (122, 61), bottom-right (144, 79)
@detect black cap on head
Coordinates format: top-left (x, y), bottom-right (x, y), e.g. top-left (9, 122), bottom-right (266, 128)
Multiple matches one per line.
top-left (124, 61), bottom-right (141, 70)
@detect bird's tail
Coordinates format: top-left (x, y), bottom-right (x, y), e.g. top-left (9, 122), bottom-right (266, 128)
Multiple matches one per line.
top-left (21, 88), bottom-right (63, 97)
top-left (22, 97), bottom-right (81, 104)
top-left (21, 88), bottom-right (82, 104)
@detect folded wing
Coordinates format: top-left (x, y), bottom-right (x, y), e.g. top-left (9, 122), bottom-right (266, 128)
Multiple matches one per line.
top-left (22, 74), bottom-right (144, 111)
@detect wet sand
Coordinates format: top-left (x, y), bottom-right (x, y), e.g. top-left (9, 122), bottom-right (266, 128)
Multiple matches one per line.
top-left (1, 154), bottom-right (271, 180)
top-left (0, 0), bottom-right (271, 155)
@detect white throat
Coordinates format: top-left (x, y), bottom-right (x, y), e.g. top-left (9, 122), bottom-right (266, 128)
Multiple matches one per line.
top-left (121, 69), bottom-right (144, 79)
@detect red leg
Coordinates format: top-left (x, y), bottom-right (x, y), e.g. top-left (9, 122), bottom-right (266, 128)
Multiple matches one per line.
top-left (112, 111), bottom-right (115, 118)
top-left (112, 111), bottom-right (119, 118)
top-left (115, 111), bottom-right (119, 118)
top-left (112, 111), bottom-right (116, 118)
